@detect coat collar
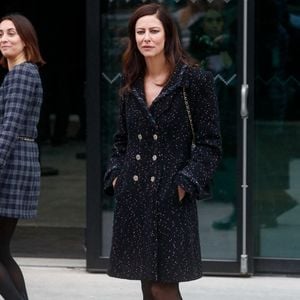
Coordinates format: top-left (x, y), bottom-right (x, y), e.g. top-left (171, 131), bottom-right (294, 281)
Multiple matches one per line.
top-left (130, 62), bottom-right (189, 125)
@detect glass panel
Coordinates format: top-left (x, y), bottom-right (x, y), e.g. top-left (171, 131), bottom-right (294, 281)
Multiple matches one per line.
top-left (0, 0), bottom-right (87, 259)
top-left (101, 0), bottom-right (239, 260)
top-left (101, 1), bottom-right (133, 257)
top-left (183, 0), bottom-right (238, 260)
top-left (254, 0), bottom-right (300, 258)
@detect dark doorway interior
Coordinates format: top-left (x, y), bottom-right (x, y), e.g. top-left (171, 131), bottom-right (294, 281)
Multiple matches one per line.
top-left (0, 1), bottom-right (87, 259)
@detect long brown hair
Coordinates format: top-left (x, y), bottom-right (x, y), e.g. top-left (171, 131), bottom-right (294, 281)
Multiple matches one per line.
top-left (121, 3), bottom-right (189, 95)
top-left (0, 13), bottom-right (45, 68)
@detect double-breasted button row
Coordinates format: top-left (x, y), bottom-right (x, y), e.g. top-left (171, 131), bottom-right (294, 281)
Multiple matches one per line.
top-left (133, 175), bottom-right (156, 183)
top-left (134, 133), bottom-right (158, 183)
top-left (137, 133), bottom-right (158, 141)
top-left (152, 134), bottom-right (158, 161)
top-left (135, 154), bottom-right (157, 161)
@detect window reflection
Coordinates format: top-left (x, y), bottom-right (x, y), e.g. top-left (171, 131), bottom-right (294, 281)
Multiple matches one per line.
top-left (254, 0), bottom-right (300, 258)
top-left (0, 0), bottom-right (86, 259)
top-left (173, 0), bottom-right (238, 258)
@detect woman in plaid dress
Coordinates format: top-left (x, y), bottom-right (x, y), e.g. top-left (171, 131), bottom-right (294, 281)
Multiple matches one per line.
top-left (0, 14), bottom-right (45, 300)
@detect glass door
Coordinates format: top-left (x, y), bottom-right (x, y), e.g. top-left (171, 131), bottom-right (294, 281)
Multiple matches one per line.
top-left (86, 0), bottom-right (251, 275)
top-left (192, 0), bottom-right (240, 265)
top-left (86, 0), bottom-right (300, 276)
top-left (253, 0), bottom-right (300, 274)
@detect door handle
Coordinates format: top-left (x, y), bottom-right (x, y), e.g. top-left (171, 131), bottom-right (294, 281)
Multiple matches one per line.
top-left (241, 84), bottom-right (249, 118)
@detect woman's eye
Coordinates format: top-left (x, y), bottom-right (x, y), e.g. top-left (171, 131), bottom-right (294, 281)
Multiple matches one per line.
top-left (150, 30), bottom-right (159, 34)
top-left (136, 31), bottom-right (144, 35)
top-left (5, 30), bottom-right (17, 37)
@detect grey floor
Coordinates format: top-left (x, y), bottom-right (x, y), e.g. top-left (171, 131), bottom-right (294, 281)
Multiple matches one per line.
top-left (10, 258), bottom-right (300, 300)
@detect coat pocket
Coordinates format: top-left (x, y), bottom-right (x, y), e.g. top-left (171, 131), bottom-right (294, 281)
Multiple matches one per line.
top-left (113, 169), bottom-right (125, 196)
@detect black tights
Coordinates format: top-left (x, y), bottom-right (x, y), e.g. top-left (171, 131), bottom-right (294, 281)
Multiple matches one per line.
top-left (0, 217), bottom-right (28, 300)
top-left (141, 280), bottom-right (183, 300)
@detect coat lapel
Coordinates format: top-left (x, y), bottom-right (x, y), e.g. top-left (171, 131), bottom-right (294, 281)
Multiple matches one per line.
top-left (131, 78), bottom-right (157, 126)
top-left (149, 63), bottom-right (188, 120)
top-left (130, 63), bottom-right (189, 126)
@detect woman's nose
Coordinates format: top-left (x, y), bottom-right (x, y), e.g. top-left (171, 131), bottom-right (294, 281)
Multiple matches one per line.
top-left (144, 31), bottom-right (150, 41)
top-left (0, 34), bottom-right (8, 41)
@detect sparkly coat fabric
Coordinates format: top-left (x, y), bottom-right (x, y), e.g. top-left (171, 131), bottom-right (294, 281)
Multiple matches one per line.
top-left (104, 63), bottom-right (222, 282)
top-left (0, 62), bottom-right (42, 219)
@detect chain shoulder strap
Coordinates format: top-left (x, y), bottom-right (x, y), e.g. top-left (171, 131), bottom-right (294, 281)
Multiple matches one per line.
top-left (183, 87), bottom-right (196, 145)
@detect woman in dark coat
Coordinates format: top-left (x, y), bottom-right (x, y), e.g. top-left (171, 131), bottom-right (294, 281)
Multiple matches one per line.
top-left (0, 14), bottom-right (44, 300)
top-left (104, 3), bottom-right (222, 299)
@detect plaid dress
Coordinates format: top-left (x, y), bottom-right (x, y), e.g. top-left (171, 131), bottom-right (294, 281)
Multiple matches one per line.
top-left (0, 62), bottom-right (43, 219)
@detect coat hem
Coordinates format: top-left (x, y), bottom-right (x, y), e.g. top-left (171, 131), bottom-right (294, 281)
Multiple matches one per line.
top-left (107, 271), bottom-right (202, 283)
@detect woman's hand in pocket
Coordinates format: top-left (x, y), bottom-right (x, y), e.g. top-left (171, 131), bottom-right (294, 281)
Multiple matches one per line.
top-left (113, 177), bottom-right (118, 189)
top-left (177, 186), bottom-right (186, 202)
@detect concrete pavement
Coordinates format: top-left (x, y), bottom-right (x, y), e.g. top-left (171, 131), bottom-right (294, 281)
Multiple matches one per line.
top-left (10, 258), bottom-right (300, 300)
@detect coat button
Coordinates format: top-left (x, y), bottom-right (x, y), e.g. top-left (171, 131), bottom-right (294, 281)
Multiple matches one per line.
top-left (150, 176), bottom-right (155, 182)
top-left (136, 154), bottom-right (141, 160)
top-left (153, 134), bottom-right (158, 140)
top-left (138, 134), bottom-right (143, 140)
top-left (152, 155), bottom-right (157, 161)
top-left (133, 175), bottom-right (139, 182)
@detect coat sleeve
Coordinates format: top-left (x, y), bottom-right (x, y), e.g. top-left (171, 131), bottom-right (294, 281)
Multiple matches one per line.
top-left (175, 69), bottom-right (222, 199)
top-left (103, 95), bottom-right (128, 196)
top-left (0, 67), bottom-right (35, 169)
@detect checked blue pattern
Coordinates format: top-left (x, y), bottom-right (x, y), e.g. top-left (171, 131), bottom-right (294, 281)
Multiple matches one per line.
top-left (0, 62), bottom-right (43, 219)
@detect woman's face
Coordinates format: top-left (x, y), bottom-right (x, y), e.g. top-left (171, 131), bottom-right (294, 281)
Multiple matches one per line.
top-left (203, 10), bottom-right (224, 39)
top-left (0, 20), bottom-right (25, 61)
top-left (135, 14), bottom-right (165, 59)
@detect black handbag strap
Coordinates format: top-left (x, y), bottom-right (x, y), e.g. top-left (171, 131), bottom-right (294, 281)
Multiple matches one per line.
top-left (183, 87), bottom-right (195, 145)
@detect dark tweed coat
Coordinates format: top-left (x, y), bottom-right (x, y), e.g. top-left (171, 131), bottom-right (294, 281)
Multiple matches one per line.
top-left (0, 62), bottom-right (42, 219)
top-left (104, 63), bottom-right (222, 282)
